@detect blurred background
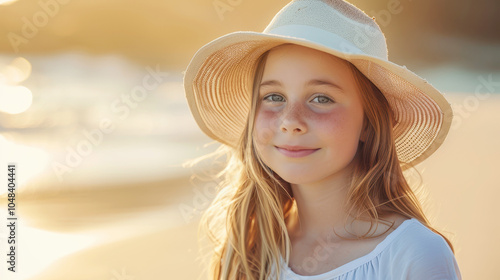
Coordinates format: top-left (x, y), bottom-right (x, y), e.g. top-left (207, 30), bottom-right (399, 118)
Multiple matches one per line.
top-left (0, 0), bottom-right (499, 279)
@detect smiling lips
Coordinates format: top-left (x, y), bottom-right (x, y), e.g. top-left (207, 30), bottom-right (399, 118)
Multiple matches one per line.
top-left (275, 145), bottom-right (320, 158)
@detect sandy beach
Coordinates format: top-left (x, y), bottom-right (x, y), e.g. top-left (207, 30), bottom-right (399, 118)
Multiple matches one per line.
top-left (0, 93), bottom-right (497, 280)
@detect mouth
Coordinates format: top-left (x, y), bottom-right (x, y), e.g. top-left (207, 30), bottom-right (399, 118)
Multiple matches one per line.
top-left (275, 145), bottom-right (320, 158)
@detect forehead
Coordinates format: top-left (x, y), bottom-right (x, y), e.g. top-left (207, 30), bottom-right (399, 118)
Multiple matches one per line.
top-left (263, 44), bottom-right (351, 76)
top-left (261, 44), bottom-right (355, 91)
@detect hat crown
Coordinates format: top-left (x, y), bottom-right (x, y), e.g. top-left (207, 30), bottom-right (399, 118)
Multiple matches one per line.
top-left (264, 0), bottom-right (388, 60)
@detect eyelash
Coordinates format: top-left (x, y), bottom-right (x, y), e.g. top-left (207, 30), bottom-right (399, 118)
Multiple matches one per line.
top-left (262, 93), bottom-right (334, 104)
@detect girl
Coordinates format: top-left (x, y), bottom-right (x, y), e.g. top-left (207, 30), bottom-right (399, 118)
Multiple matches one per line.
top-left (183, 0), bottom-right (461, 279)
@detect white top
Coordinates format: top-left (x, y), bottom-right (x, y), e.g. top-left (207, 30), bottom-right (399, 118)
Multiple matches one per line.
top-left (272, 218), bottom-right (461, 280)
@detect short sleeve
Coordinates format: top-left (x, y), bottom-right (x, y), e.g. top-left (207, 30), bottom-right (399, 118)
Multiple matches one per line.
top-left (389, 223), bottom-right (462, 280)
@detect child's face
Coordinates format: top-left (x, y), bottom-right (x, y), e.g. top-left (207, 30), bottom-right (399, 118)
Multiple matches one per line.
top-left (253, 44), bottom-right (365, 185)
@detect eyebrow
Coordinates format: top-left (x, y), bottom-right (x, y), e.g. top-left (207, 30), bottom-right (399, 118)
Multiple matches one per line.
top-left (259, 79), bottom-right (343, 91)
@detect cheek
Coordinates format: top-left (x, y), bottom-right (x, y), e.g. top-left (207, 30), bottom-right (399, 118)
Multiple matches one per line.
top-left (318, 107), bottom-right (364, 144)
top-left (253, 109), bottom-right (278, 145)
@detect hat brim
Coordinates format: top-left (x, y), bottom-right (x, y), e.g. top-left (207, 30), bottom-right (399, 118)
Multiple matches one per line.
top-left (183, 31), bottom-right (453, 169)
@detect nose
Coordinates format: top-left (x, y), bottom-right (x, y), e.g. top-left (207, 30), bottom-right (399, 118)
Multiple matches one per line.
top-left (279, 103), bottom-right (307, 134)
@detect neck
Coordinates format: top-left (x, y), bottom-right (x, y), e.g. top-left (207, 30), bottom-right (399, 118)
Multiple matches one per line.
top-left (287, 166), bottom-right (354, 241)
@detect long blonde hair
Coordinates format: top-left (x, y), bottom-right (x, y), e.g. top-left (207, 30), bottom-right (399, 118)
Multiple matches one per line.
top-left (196, 48), bottom-right (454, 280)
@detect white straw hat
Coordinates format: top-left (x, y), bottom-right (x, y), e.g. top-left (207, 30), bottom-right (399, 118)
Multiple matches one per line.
top-left (183, 0), bottom-right (453, 168)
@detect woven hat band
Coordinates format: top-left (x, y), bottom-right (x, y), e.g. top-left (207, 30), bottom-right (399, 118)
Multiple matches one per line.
top-left (265, 25), bottom-right (365, 57)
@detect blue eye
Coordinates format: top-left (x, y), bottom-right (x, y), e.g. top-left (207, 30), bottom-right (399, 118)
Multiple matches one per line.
top-left (263, 94), bottom-right (285, 102)
top-left (312, 95), bottom-right (334, 104)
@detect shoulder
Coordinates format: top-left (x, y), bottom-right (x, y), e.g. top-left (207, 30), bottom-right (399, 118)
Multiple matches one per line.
top-left (382, 218), bottom-right (461, 279)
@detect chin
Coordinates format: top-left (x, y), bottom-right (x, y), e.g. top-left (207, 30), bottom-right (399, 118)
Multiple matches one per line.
top-left (273, 170), bottom-right (318, 185)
